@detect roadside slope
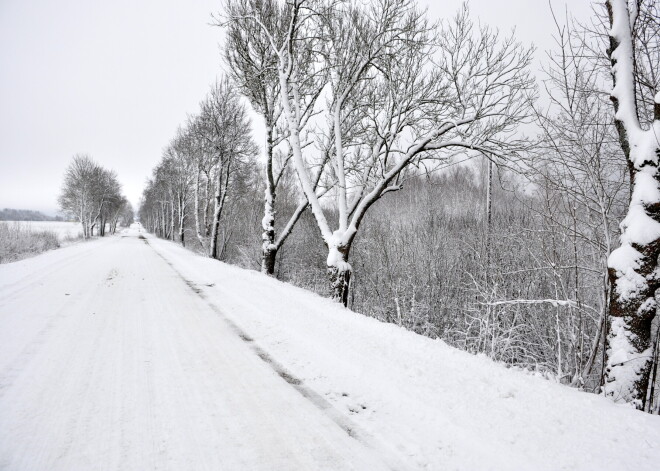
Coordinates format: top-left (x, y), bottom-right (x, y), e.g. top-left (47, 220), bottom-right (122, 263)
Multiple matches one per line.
top-left (148, 234), bottom-right (660, 471)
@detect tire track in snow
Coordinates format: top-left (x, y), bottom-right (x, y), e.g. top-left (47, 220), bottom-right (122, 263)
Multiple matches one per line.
top-left (1, 232), bottom-right (395, 470)
top-left (143, 235), bottom-right (408, 471)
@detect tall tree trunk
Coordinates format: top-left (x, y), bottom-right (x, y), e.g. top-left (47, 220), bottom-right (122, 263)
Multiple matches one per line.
top-left (194, 164), bottom-right (206, 250)
top-left (261, 123), bottom-right (277, 275)
top-left (161, 204), bottom-right (167, 238)
top-left (210, 158), bottom-right (231, 259)
top-left (485, 159), bottom-right (493, 286)
top-left (204, 173), bottom-right (212, 237)
top-left (647, 327), bottom-right (660, 412)
top-left (170, 201), bottom-right (175, 241)
top-left (603, 0), bottom-right (660, 409)
top-left (178, 194), bottom-right (185, 247)
top-left (79, 205), bottom-right (88, 239)
top-left (209, 175), bottom-right (222, 259)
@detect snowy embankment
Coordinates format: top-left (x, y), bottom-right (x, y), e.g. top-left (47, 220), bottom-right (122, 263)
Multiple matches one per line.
top-left (148, 234), bottom-right (660, 471)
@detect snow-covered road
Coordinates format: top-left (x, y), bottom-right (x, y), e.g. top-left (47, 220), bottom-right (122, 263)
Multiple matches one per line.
top-left (0, 229), bottom-right (389, 470)
top-left (2, 227), bottom-right (660, 471)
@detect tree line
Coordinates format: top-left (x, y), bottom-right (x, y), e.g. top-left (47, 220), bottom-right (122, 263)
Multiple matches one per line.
top-left (0, 209), bottom-right (65, 222)
top-left (59, 154), bottom-right (133, 237)
top-left (139, 0), bottom-right (659, 412)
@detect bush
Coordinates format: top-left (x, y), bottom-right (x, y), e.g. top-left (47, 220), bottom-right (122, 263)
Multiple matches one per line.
top-left (0, 222), bottom-right (60, 263)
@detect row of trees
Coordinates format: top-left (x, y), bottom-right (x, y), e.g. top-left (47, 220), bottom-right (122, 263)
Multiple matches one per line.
top-left (221, 0), bottom-right (535, 305)
top-left (139, 0), bottom-right (659, 411)
top-left (0, 208), bottom-right (65, 221)
top-left (59, 154), bottom-right (133, 237)
top-left (140, 79), bottom-right (257, 258)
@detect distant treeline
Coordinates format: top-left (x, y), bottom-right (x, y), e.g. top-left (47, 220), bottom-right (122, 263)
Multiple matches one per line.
top-left (0, 208), bottom-right (64, 222)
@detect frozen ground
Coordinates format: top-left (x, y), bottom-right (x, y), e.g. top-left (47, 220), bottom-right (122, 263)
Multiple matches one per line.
top-left (0, 224), bottom-right (658, 470)
top-left (1, 221), bottom-right (83, 241)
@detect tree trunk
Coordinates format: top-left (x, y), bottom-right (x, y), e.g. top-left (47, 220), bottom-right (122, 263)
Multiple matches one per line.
top-left (327, 245), bottom-right (352, 307)
top-left (603, 0), bottom-right (660, 409)
top-left (647, 326), bottom-right (660, 412)
top-left (79, 205), bottom-right (88, 239)
top-left (170, 201), bottom-right (175, 241)
top-left (209, 178), bottom-right (221, 259)
top-left (262, 247), bottom-right (277, 275)
top-left (204, 174), bottom-right (211, 237)
top-left (194, 165), bottom-right (206, 250)
top-left (210, 204), bottom-right (221, 259)
top-left (261, 124), bottom-right (277, 275)
top-left (178, 195), bottom-right (185, 247)
top-left (210, 158), bottom-right (230, 259)
top-left (606, 238), bottom-right (659, 409)
top-left (485, 158), bottom-right (493, 286)
top-left (161, 204), bottom-right (167, 238)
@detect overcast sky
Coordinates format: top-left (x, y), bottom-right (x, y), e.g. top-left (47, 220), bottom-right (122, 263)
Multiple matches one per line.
top-left (0, 0), bottom-right (594, 215)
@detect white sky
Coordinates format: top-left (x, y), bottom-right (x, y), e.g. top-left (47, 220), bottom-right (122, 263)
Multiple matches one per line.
top-left (0, 0), bottom-right (594, 215)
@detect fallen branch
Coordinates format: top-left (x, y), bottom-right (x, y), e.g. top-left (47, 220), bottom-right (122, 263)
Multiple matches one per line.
top-left (480, 299), bottom-right (577, 308)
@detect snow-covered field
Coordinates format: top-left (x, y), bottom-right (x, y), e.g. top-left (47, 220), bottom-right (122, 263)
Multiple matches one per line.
top-left (1, 221), bottom-right (82, 241)
top-left (0, 225), bottom-right (658, 470)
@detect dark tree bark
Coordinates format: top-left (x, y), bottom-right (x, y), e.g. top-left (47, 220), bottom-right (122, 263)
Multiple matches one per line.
top-left (603, 0), bottom-right (660, 409)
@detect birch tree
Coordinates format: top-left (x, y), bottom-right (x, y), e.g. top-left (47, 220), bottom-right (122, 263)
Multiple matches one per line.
top-left (59, 154), bottom-right (125, 238)
top-left (602, 0), bottom-right (660, 409)
top-left (191, 79), bottom-right (257, 259)
top-left (138, 79), bottom-right (256, 257)
top-left (59, 154), bottom-right (96, 238)
top-left (162, 132), bottom-right (196, 247)
top-left (187, 116), bottom-right (214, 251)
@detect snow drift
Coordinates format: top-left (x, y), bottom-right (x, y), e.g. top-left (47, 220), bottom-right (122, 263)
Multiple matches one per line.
top-left (148, 234), bottom-right (660, 470)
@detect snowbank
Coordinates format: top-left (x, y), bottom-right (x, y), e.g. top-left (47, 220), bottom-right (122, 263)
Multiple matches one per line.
top-left (148, 235), bottom-right (660, 471)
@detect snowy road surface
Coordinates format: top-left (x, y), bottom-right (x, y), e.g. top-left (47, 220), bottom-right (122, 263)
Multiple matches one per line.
top-left (1, 227), bottom-right (660, 471)
top-left (0, 230), bottom-right (389, 470)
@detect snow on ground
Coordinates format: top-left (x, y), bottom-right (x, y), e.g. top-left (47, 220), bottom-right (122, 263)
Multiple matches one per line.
top-left (0, 227), bottom-right (387, 471)
top-left (1, 221), bottom-right (83, 241)
top-left (0, 225), bottom-right (658, 470)
top-left (148, 233), bottom-right (660, 471)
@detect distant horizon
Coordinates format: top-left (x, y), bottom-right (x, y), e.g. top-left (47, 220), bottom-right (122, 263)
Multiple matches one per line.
top-left (0, 206), bottom-right (67, 218)
top-left (0, 0), bottom-right (593, 217)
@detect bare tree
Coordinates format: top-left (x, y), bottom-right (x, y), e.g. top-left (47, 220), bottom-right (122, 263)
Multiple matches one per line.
top-left (194, 79), bottom-right (257, 259)
top-left (140, 79), bottom-right (258, 258)
top-left (161, 130), bottom-right (196, 247)
top-left (223, 0), bottom-right (325, 275)
top-left (229, 0), bottom-right (534, 305)
top-left (59, 154), bottom-right (125, 238)
top-left (59, 154), bottom-right (96, 238)
top-left (524, 8), bottom-right (629, 387)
